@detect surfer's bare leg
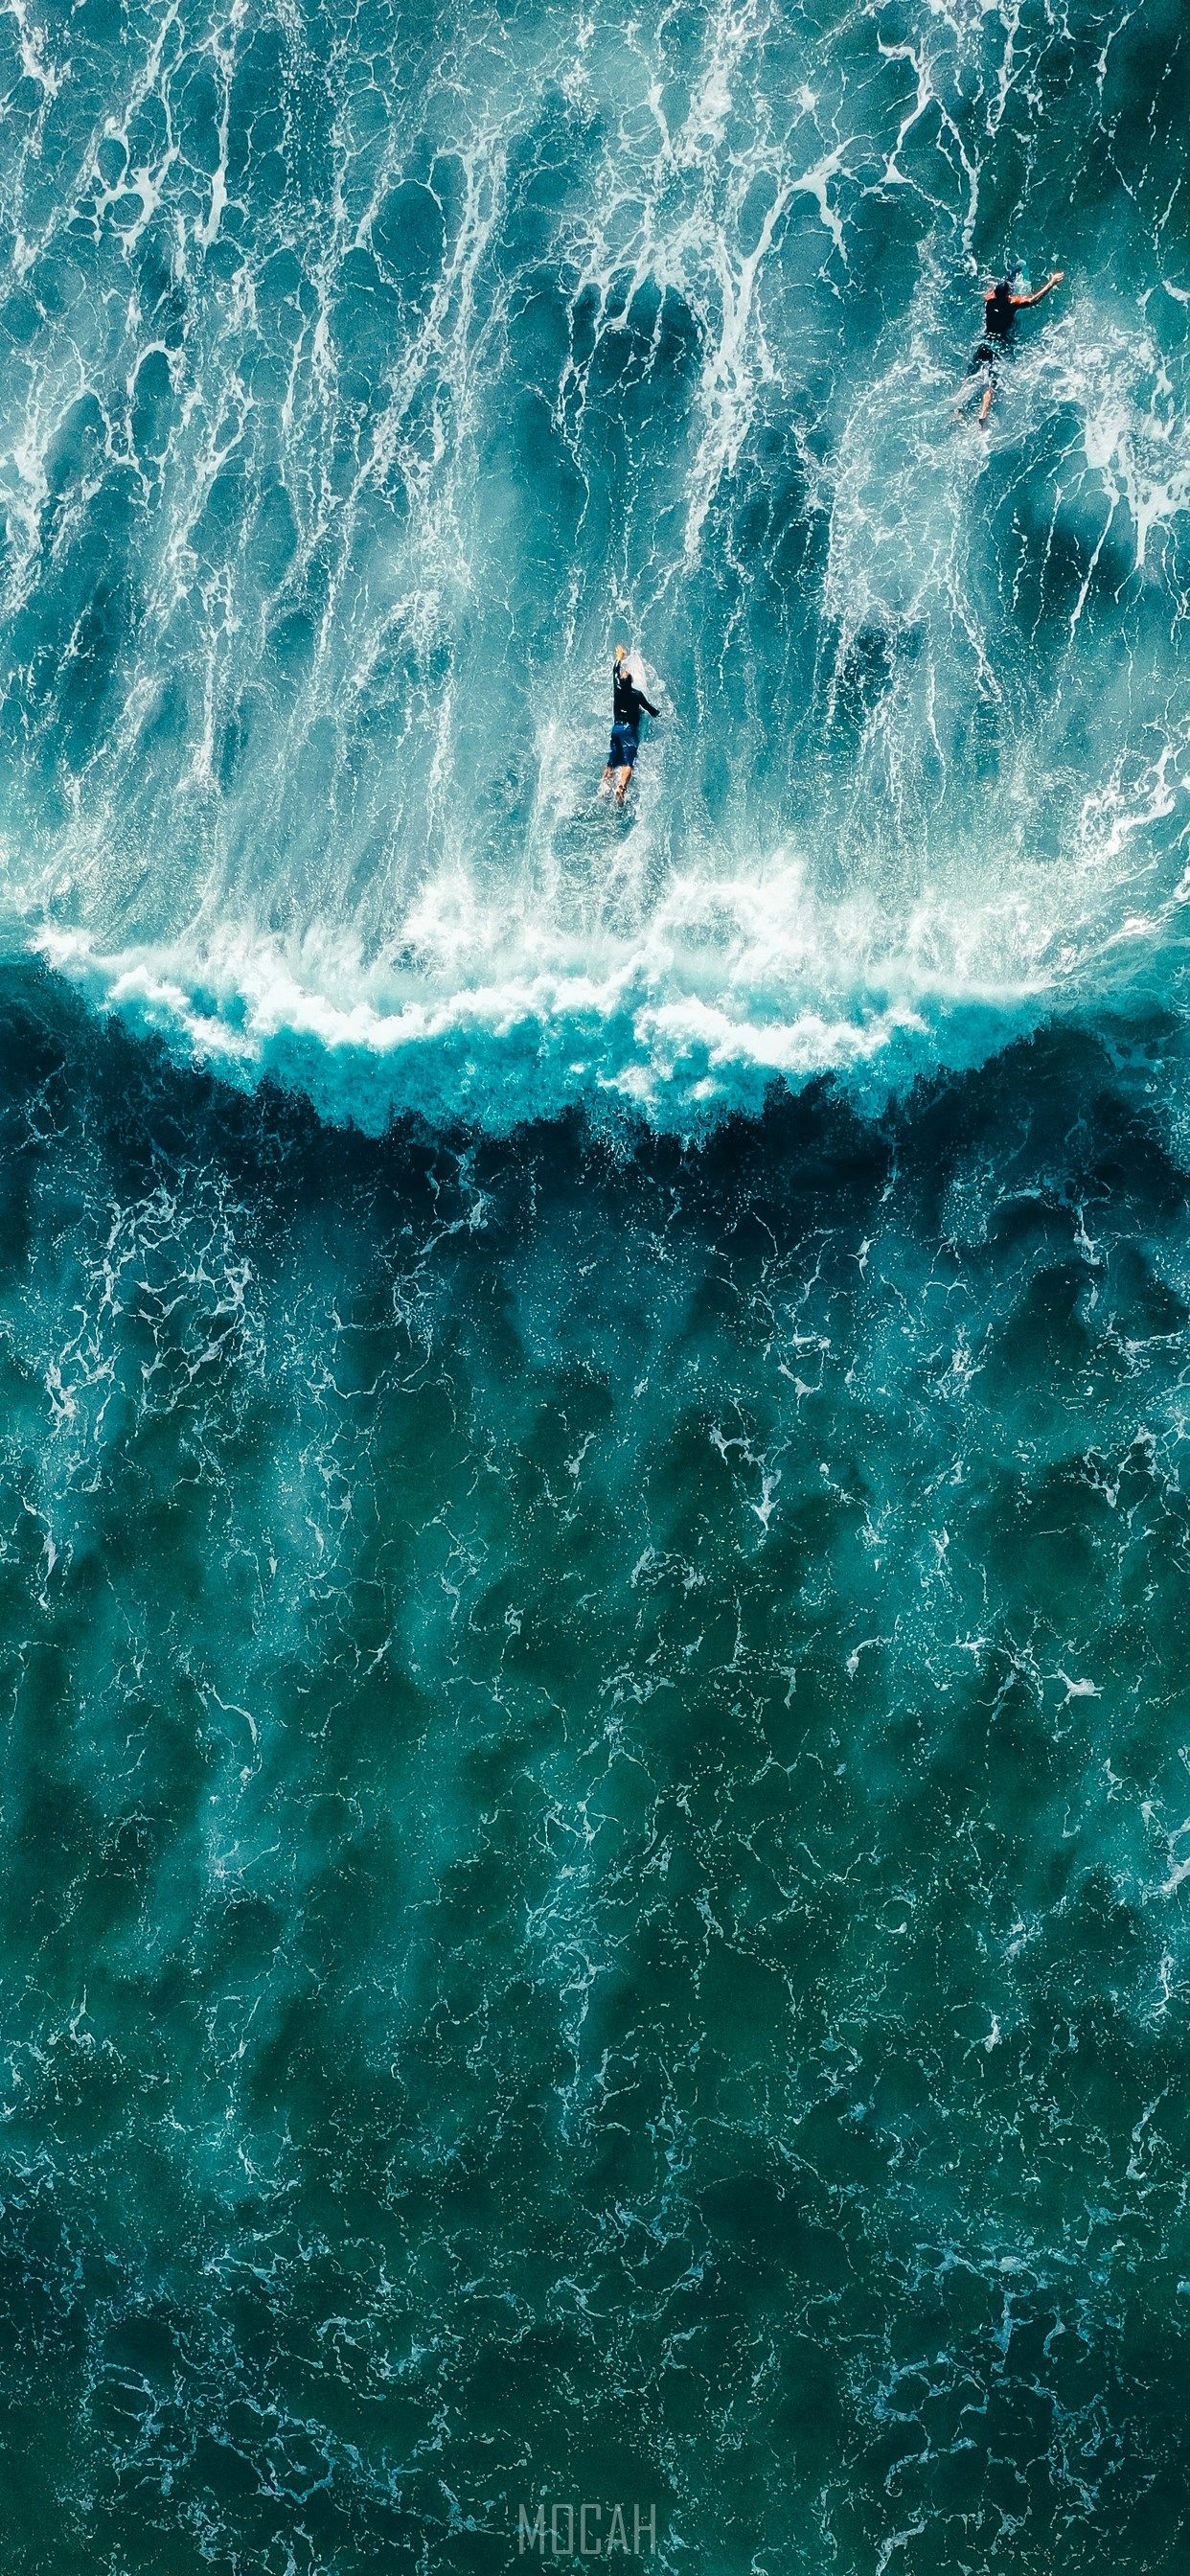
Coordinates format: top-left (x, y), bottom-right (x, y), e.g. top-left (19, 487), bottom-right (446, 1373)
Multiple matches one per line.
top-left (614, 766), bottom-right (632, 804)
top-left (978, 380), bottom-right (994, 425)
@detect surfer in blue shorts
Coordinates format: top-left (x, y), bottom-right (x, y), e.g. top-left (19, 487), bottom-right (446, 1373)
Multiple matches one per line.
top-left (957, 264), bottom-right (1064, 425)
top-left (601, 643), bottom-right (660, 804)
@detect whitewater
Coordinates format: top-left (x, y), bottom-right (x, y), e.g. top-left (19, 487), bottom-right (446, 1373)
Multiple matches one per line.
top-left (0, 0), bottom-right (1185, 1133)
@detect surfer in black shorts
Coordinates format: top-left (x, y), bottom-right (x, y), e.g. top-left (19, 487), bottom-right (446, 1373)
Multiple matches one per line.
top-left (601, 642), bottom-right (660, 804)
top-left (959, 264), bottom-right (1064, 425)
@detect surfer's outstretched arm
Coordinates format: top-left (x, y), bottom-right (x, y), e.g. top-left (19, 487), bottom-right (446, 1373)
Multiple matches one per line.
top-left (1013, 269), bottom-right (1064, 308)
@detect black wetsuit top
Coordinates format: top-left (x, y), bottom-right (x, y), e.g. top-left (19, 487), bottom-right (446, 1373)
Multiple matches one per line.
top-left (983, 282), bottom-right (1018, 344)
top-left (970, 280), bottom-right (1019, 375)
top-left (613, 663), bottom-right (659, 732)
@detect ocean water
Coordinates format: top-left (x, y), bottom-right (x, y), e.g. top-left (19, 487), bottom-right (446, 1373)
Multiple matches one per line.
top-left (0, 0), bottom-right (1188, 2568)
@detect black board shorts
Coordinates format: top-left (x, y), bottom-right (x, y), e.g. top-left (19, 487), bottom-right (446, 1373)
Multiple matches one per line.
top-left (969, 335), bottom-right (1012, 380)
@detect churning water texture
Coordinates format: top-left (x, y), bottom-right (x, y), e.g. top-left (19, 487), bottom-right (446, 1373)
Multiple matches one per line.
top-left (0, 0), bottom-right (1188, 2569)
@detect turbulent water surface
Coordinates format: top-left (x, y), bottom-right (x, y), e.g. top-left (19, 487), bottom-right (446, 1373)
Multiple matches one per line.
top-left (0, 0), bottom-right (1187, 2567)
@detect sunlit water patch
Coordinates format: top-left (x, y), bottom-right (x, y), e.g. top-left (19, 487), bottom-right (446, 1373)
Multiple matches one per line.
top-left (0, 0), bottom-right (1184, 1128)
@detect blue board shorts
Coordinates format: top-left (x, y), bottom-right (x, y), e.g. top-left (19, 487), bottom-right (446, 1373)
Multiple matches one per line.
top-left (608, 722), bottom-right (638, 770)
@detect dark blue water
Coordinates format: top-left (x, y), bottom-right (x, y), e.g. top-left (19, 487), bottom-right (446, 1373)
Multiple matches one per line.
top-left (0, 0), bottom-right (1187, 2568)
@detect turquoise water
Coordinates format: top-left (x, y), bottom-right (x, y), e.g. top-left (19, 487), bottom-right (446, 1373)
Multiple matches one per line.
top-left (0, 0), bottom-right (1188, 2567)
